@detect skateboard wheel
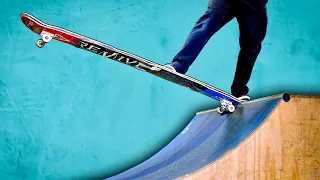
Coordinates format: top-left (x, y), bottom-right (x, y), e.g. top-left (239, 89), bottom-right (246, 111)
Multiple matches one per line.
top-left (227, 105), bottom-right (235, 113)
top-left (216, 107), bottom-right (224, 114)
top-left (42, 33), bottom-right (52, 43)
top-left (36, 39), bottom-right (45, 48)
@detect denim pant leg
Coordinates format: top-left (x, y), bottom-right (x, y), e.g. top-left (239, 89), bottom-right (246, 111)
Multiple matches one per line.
top-left (231, 5), bottom-right (268, 97)
top-left (172, 0), bottom-right (234, 74)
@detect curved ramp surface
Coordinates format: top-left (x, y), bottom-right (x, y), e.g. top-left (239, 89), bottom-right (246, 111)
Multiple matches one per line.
top-left (105, 94), bottom-right (320, 180)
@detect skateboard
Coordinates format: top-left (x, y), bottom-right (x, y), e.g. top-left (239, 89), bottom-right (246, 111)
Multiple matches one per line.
top-left (20, 12), bottom-right (245, 114)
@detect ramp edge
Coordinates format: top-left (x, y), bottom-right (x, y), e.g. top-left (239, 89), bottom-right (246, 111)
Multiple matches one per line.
top-left (197, 92), bottom-right (290, 115)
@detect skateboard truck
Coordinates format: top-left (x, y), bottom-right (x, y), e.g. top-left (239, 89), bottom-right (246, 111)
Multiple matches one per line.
top-left (36, 32), bottom-right (52, 48)
top-left (217, 99), bottom-right (235, 114)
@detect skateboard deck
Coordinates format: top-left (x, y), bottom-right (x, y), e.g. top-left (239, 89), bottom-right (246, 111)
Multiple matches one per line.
top-left (20, 12), bottom-right (245, 113)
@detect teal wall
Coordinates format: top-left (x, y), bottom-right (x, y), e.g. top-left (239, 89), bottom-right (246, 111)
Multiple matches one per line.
top-left (1, 0), bottom-right (319, 179)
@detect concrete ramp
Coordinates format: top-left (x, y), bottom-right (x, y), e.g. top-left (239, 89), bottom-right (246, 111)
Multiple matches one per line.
top-left (105, 93), bottom-right (320, 180)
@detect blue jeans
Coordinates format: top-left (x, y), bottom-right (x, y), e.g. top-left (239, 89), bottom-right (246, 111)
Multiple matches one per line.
top-left (172, 0), bottom-right (268, 97)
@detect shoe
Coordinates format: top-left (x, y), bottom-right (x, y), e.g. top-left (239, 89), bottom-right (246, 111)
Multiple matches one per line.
top-left (237, 95), bottom-right (250, 101)
top-left (163, 64), bottom-right (177, 73)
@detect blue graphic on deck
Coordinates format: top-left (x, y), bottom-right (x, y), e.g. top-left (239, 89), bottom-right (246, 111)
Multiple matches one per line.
top-left (203, 87), bottom-right (240, 104)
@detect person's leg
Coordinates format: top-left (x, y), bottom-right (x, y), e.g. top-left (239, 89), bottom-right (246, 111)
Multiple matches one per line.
top-left (231, 4), bottom-right (268, 99)
top-left (165, 0), bottom-right (235, 74)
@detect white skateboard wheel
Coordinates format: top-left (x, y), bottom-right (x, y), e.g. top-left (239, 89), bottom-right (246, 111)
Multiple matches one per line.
top-left (42, 34), bottom-right (52, 43)
top-left (217, 107), bottom-right (224, 114)
top-left (36, 39), bottom-right (45, 48)
top-left (227, 105), bottom-right (235, 112)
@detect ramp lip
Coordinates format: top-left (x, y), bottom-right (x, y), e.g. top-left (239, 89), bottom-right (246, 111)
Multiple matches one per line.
top-left (196, 92), bottom-right (290, 115)
top-left (241, 92), bottom-right (290, 105)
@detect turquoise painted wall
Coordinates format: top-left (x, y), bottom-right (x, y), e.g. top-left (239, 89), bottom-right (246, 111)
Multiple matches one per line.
top-left (1, 0), bottom-right (319, 179)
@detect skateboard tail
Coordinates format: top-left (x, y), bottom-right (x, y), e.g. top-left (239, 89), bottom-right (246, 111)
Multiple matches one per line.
top-left (21, 12), bottom-right (82, 46)
top-left (21, 13), bottom-right (44, 35)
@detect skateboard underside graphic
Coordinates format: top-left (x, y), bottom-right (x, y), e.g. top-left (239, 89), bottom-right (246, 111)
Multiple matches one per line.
top-left (20, 12), bottom-right (245, 114)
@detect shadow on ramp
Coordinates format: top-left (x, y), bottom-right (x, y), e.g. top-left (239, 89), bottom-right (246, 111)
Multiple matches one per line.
top-left (105, 93), bottom-right (320, 180)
